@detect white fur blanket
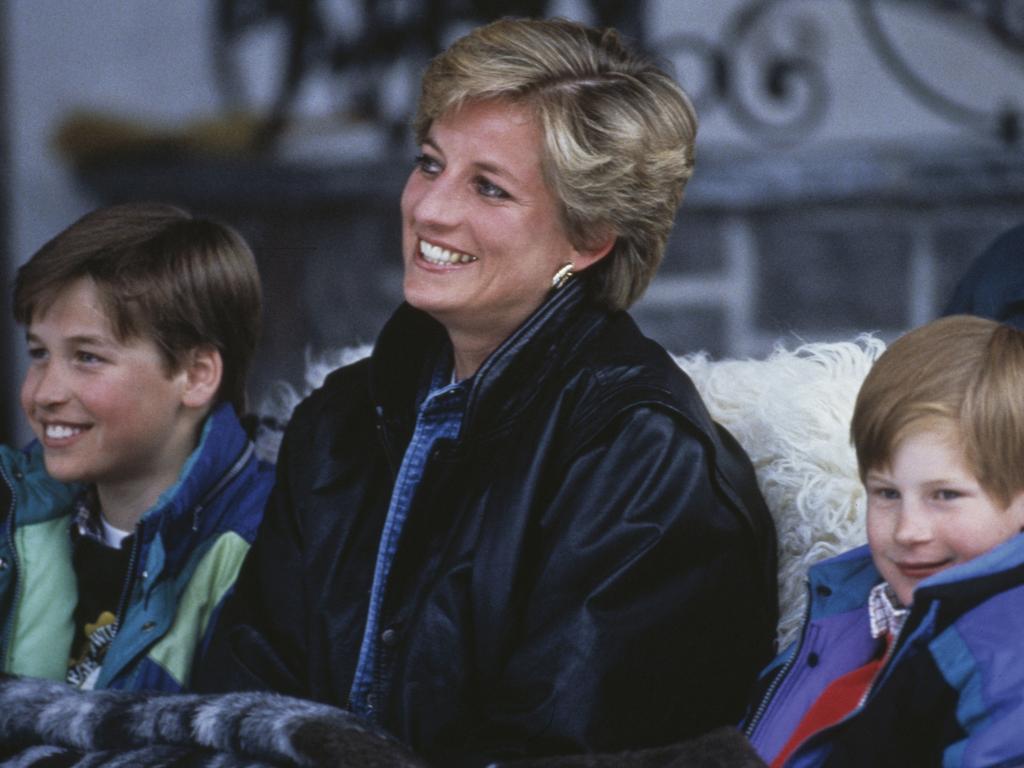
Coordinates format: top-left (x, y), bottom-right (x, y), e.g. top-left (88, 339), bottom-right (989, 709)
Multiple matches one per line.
top-left (257, 336), bottom-right (883, 649)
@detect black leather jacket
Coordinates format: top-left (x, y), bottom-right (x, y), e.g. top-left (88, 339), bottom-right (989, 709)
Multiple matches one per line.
top-left (199, 281), bottom-right (778, 766)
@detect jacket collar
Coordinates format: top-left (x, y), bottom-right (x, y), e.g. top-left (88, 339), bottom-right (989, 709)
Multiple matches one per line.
top-left (370, 279), bottom-right (602, 444)
top-left (138, 402), bottom-right (254, 569)
top-left (808, 532), bottom-right (1024, 625)
top-left (0, 443), bottom-right (80, 526)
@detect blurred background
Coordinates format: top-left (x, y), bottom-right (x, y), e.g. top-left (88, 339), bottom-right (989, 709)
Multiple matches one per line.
top-left (3, 0), bottom-right (1023, 445)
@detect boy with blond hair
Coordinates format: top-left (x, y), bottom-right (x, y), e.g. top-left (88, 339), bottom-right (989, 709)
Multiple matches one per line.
top-left (0, 202), bottom-right (273, 691)
top-left (745, 314), bottom-right (1024, 767)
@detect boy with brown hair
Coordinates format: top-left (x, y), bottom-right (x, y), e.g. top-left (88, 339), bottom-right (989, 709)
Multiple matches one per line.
top-left (745, 314), bottom-right (1024, 767)
top-left (0, 202), bottom-right (273, 691)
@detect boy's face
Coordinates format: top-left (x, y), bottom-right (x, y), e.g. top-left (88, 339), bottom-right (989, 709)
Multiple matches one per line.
top-left (865, 427), bottom-right (1024, 606)
top-left (20, 278), bottom-right (196, 496)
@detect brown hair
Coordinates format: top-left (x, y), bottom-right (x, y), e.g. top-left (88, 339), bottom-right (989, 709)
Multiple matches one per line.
top-left (851, 314), bottom-right (1024, 505)
top-left (13, 202), bottom-right (262, 414)
top-left (413, 17), bottom-right (698, 311)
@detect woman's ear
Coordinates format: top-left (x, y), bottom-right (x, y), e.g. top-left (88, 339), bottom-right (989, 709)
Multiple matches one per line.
top-left (571, 229), bottom-right (616, 272)
top-left (181, 345), bottom-right (223, 410)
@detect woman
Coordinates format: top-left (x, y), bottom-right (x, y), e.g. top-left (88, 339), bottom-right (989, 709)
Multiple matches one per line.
top-left (200, 17), bottom-right (778, 766)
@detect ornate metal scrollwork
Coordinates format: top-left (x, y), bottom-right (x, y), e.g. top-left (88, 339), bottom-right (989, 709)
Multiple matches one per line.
top-left (653, 0), bottom-right (831, 145)
top-left (212, 0), bottom-right (1023, 150)
top-left (212, 0), bottom-right (646, 150)
top-left (855, 0), bottom-right (1022, 144)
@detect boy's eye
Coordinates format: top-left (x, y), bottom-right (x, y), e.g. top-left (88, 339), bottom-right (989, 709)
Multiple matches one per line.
top-left (475, 176), bottom-right (509, 199)
top-left (74, 350), bottom-right (104, 364)
top-left (414, 152), bottom-right (442, 176)
top-left (871, 487), bottom-right (899, 501)
top-left (935, 489), bottom-right (962, 502)
top-left (26, 346), bottom-right (47, 362)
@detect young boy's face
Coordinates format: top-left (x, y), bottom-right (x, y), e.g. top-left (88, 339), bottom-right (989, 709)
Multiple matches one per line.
top-left (20, 278), bottom-right (196, 495)
top-left (865, 427), bottom-right (1024, 606)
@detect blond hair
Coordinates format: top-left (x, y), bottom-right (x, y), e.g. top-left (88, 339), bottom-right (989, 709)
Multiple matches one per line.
top-left (413, 17), bottom-right (698, 311)
top-left (851, 315), bottom-right (1024, 505)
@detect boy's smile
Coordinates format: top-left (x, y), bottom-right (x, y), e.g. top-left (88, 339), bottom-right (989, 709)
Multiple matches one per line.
top-left (865, 425), bottom-right (1024, 606)
top-left (20, 278), bottom-right (199, 523)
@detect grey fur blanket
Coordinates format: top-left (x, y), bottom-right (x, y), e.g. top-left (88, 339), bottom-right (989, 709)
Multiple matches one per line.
top-left (0, 673), bottom-right (426, 767)
top-left (0, 674), bottom-right (764, 767)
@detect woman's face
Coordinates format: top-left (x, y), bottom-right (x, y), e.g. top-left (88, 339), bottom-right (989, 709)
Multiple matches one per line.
top-left (401, 99), bottom-right (605, 350)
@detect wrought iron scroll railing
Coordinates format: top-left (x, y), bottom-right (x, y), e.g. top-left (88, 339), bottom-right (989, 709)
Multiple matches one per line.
top-left (213, 0), bottom-right (1022, 151)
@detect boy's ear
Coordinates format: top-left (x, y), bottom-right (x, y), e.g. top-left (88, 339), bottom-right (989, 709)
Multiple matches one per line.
top-left (1007, 490), bottom-right (1024, 533)
top-left (180, 345), bottom-right (223, 410)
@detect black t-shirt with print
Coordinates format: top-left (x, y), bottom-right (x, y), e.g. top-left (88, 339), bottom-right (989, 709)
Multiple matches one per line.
top-left (67, 529), bottom-right (132, 687)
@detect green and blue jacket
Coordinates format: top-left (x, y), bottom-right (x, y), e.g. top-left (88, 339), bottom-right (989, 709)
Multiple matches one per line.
top-left (0, 403), bottom-right (273, 691)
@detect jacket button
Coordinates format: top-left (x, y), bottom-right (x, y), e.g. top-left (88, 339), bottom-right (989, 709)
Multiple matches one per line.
top-left (13, 471), bottom-right (23, 481)
top-left (0, 558), bottom-right (7, 570)
top-left (807, 652), bottom-right (820, 668)
top-left (381, 628), bottom-right (397, 646)
top-left (142, 621), bottom-right (156, 632)
top-left (815, 585), bottom-right (832, 597)
top-left (366, 692), bottom-right (377, 709)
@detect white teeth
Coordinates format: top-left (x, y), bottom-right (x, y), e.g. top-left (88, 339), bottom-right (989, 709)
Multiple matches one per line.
top-left (45, 424), bottom-right (83, 439)
top-left (419, 240), bottom-right (478, 265)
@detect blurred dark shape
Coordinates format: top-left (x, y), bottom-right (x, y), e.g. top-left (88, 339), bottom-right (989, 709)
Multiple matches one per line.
top-left (53, 110), bottom-right (267, 168)
top-left (944, 222), bottom-right (1024, 329)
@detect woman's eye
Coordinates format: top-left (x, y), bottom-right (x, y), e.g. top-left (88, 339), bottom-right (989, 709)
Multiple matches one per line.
top-left (475, 177), bottom-right (509, 199)
top-left (414, 153), bottom-right (442, 176)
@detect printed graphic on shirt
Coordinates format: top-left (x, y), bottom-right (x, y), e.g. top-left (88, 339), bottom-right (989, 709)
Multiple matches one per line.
top-left (67, 610), bottom-right (118, 689)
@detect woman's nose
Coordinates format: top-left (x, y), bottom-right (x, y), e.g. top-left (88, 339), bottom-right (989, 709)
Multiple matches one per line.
top-left (408, 173), bottom-right (463, 230)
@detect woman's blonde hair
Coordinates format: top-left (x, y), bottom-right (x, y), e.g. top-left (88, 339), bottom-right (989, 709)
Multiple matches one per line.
top-left (851, 315), bottom-right (1024, 506)
top-left (413, 17), bottom-right (698, 311)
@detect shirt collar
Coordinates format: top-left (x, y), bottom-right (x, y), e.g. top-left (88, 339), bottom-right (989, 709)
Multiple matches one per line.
top-left (72, 486), bottom-right (104, 543)
top-left (868, 581), bottom-right (909, 639)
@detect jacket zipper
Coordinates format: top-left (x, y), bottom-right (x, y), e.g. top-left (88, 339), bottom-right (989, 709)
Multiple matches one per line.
top-left (113, 523), bottom-right (142, 630)
top-left (743, 585), bottom-right (813, 740)
top-left (780, 628), bottom-right (902, 765)
top-left (0, 463), bottom-right (20, 668)
top-left (855, 623), bottom-right (903, 709)
top-left (103, 439), bottom-right (255, 684)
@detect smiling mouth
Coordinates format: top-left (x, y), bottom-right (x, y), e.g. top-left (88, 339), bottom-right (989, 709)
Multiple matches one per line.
top-left (897, 560), bottom-right (951, 579)
top-left (419, 239), bottom-right (478, 265)
top-left (42, 422), bottom-right (88, 441)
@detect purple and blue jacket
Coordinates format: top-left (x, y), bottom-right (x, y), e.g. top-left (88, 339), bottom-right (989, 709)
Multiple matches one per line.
top-left (744, 536), bottom-right (1024, 767)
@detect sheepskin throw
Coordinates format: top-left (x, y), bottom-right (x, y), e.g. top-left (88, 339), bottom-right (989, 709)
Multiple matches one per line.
top-left (258, 336), bottom-right (881, 649)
